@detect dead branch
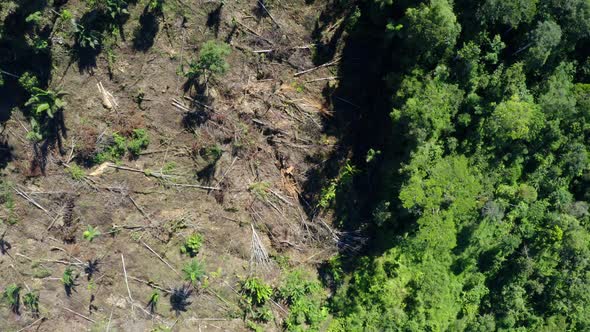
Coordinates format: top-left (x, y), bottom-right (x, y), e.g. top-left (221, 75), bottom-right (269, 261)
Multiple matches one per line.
top-left (140, 240), bottom-right (181, 277)
top-left (257, 0), bottom-right (281, 28)
top-left (128, 276), bottom-right (172, 294)
top-left (294, 57), bottom-right (341, 77)
top-left (121, 254), bottom-right (134, 302)
top-left (13, 186), bottom-right (53, 217)
top-left (252, 44), bottom-right (314, 53)
top-left (128, 195), bottom-right (154, 223)
top-left (268, 189), bottom-right (294, 207)
top-left (168, 182), bottom-right (221, 191)
top-left (97, 81), bottom-right (119, 110)
top-left (62, 306), bottom-right (97, 323)
top-left (183, 96), bottom-right (215, 111)
top-left (304, 76), bottom-right (340, 83)
top-left (15, 317), bottom-right (46, 332)
top-left (250, 224), bottom-right (271, 270)
top-left (233, 18), bottom-right (274, 45)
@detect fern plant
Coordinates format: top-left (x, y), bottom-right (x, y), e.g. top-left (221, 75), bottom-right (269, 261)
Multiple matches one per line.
top-left (242, 277), bottom-right (272, 306)
top-left (23, 291), bottom-right (40, 317)
top-left (182, 259), bottom-right (206, 286)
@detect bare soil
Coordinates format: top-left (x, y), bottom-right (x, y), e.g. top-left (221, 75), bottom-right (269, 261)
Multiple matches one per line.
top-left (0, 0), bottom-right (343, 330)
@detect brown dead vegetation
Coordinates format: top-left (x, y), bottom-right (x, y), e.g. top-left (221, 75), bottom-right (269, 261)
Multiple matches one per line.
top-left (0, 0), bottom-right (343, 330)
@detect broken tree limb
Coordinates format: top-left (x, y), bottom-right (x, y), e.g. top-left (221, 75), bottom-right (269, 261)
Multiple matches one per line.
top-left (294, 57), bottom-right (341, 77)
top-left (252, 44), bottom-right (315, 53)
top-left (140, 240), bottom-right (181, 277)
top-left (129, 276), bottom-right (172, 294)
top-left (257, 0), bottom-right (281, 28)
top-left (183, 96), bottom-right (215, 111)
top-left (0, 69), bottom-right (19, 78)
top-left (304, 76), bottom-right (340, 83)
top-left (121, 254), bottom-right (134, 302)
top-left (15, 317), bottom-right (46, 332)
top-left (13, 186), bottom-right (52, 216)
top-left (232, 18), bottom-right (274, 45)
top-left (168, 183), bottom-right (221, 191)
top-left (62, 306), bottom-right (97, 323)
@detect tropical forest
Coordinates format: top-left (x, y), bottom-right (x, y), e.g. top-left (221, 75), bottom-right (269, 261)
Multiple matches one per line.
top-left (0, 0), bottom-right (589, 331)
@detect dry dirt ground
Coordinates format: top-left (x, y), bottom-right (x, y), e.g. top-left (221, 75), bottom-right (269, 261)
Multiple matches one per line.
top-left (0, 0), bottom-right (345, 330)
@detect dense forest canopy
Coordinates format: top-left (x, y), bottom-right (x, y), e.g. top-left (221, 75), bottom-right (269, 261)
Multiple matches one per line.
top-left (1, 0), bottom-right (590, 330)
top-left (325, 0), bottom-right (590, 331)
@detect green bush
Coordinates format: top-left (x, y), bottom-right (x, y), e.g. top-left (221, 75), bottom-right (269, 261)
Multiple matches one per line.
top-left (18, 72), bottom-right (39, 93)
top-left (182, 259), bottom-right (206, 286)
top-left (127, 128), bottom-right (150, 157)
top-left (180, 233), bottom-right (203, 257)
top-left (25, 87), bottom-right (66, 119)
top-left (62, 267), bottom-right (76, 288)
top-left (184, 40), bottom-right (231, 84)
top-left (95, 133), bottom-right (126, 163)
top-left (74, 23), bottom-right (101, 49)
top-left (83, 226), bottom-right (101, 242)
top-left (23, 291), bottom-right (39, 316)
top-left (68, 163), bottom-right (86, 181)
top-left (3, 284), bottom-right (20, 313)
top-left (242, 277), bottom-right (273, 306)
top-left (279, 270), bottom-right (328, 331)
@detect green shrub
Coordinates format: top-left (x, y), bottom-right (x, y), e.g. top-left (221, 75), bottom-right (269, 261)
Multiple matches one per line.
top-left (279, 270), bottom-right (328, 331)
top-left (83, 226), bottom-right (101, 242)
top-left (204, 145), bottom-right (223, 162)
top-left (68, 163), bottom-right (85, 181)
top-left (249, 182), bottom-right (271, 200)
top-left (60, 9), bottom-right (73, 21)
top-left (18, 72), bottom-right (39, 93)
top-left (147, 290), bottom-right (159, 313)
top-left (25, 11), bottom-right (43, 24)
top-left (23, 291), bottom-right (39, 316)
top-left (61, 266), bottom-right (77, 296)
top-left (180, 233), bottom-right (203, 257)
top-left (3, 284), bottom-right (20, 313)
top-left (127, 128), bottom-right (150, 157)
top-left (242, 277), bottom-right (273, 306)
top-left (95, 133), bottom-right (127, 163)
top-left (74, 23), bottom-right (101, 49)
top-left (104, 0), bottom-right (129, 19)
top-left (25, 87), bottom-right (66, 119)
top-left (184, 40), bottom-right (231, 84)
top-left (148, 0), bottom-right (164, 12)
top-left (182, 259), bottom-right (206, 286)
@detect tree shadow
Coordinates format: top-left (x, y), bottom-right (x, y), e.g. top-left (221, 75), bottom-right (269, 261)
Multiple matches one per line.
top-left (0, 136), bottom-right (13, 170)
top-left (64, 278), bottom-right (78, 297)
top-left (0, 230), bottom-right (12, 255)
top-left (170, 284), bottom-right (192, 315)
top-left (0, 1), bottom-right (53, 118)
top-left (85, 259), bottom-right (100, 281)
top-left (301, 0), bottom-right (418, 264)
top-left (206, 4), bottom-right (223, 37)
top-left (133, 6), bottom-right (159, 52)
top-left (72, 10), bottom-right (104, 73)
top-left (30, 109), bottom-right (68, 175)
